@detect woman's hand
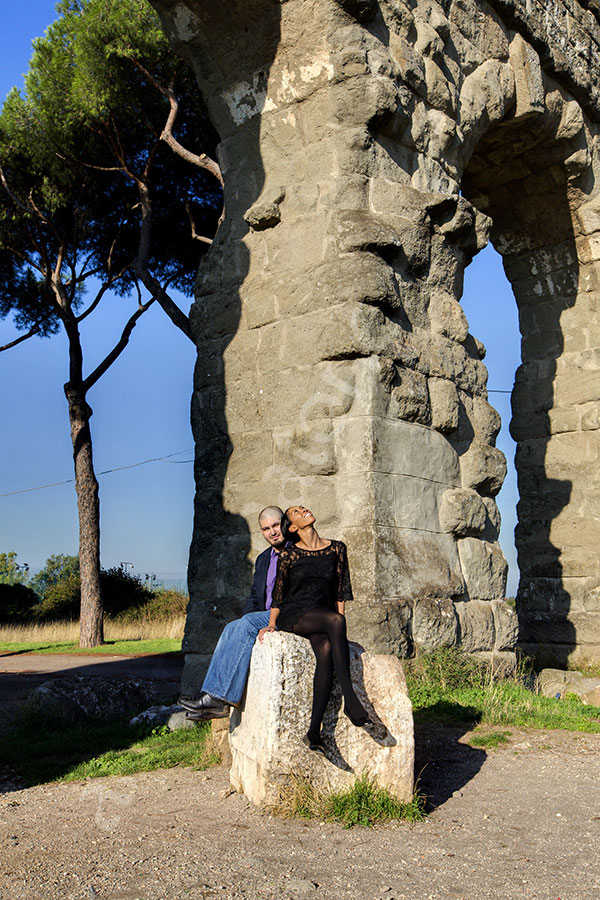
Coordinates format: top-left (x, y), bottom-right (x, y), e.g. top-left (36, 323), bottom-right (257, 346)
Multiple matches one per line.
top-left (258, 625), bottom-right (276, 643)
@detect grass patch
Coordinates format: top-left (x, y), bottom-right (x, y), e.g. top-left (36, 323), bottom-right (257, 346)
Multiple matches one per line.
top-left (0, 709), bottom-right (217, 786)
top-left (277, 774), bottom-right (425, 827)
top-left (0, 615), bottom-right (186, 646)
top-left (467, 729), bottom-right (511, 750)
top-left (406, 648), bottom-right (600, 734)
top-left (0, 638), bottom-right (181, 655)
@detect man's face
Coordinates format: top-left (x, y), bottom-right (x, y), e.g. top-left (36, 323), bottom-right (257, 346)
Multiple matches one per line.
top-left (259, 514), bottom-right (284, 548)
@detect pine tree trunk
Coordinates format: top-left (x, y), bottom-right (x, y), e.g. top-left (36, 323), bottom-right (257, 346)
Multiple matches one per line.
top-left (65, 385), bottom-right (103, 648)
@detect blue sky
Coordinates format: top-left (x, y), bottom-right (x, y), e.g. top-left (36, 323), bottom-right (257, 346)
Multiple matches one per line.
top-left (0, 1), bottom-right (520, 594)
top-left (1, 1), bottom-right (196, 587)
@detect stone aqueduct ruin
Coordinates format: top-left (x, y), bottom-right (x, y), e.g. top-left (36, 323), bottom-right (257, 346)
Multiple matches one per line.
top-left (150, 0), bottom-right (600, 688)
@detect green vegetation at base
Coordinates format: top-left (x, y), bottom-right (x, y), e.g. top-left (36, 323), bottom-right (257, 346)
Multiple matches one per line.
top-left (0, 638), bottom-right (181, 655)
top-left (278, 775), bottom-right (425, 828)
top-left (406, 648), bottom-right (600, 733)
top-left (467, 729), bottom-right (511, 750)
top-left (0, 711), bottom-right (217, 786)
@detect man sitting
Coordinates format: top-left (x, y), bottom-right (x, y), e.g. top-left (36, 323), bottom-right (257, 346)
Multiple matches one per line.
top-left (179, 506), bottom-right (284, 719)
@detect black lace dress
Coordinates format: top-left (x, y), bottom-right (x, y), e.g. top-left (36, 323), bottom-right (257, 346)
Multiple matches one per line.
top-left (271, 540), bottom-right (353, 632)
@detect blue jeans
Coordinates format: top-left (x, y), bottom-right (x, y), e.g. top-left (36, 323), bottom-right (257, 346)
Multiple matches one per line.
top-left (201, 611), bottom-right (270, 705)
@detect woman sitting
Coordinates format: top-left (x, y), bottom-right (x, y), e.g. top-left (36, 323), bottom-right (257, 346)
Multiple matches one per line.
top-left (259, 505), bottom-right (375, 754)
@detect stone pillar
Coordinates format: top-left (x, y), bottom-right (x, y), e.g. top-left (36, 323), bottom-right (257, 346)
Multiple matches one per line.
top-left (150, 0), bottom-right (600, 675)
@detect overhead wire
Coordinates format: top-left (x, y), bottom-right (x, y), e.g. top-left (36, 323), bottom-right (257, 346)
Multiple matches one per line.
top-left (1, 387), bottom-right (515, 498)
top-left (0, 448), bottom-right (194, 498)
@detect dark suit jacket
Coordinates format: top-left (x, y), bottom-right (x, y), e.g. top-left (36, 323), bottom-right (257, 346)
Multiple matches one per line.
top-left (241, 546), bottom-right (273, 615)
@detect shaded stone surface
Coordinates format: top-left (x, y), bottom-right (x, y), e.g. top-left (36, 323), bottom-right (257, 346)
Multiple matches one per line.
top-left (28, 676), bottom-right (157, 722)
top-left (228, 633), bottom-right (414, 806)
top-left (129, 705), bottom-right (198, 731)
top-left (149, 0), bottom-right (600, 669)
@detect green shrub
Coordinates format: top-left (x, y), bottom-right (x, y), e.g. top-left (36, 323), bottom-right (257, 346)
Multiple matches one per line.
top-left (0, 583), bottom-right (41, 623)
top-left (115, 587), bottom-right (188, 622)
top-left (35, 572), bottom-right (81, 620)
top-left (35, 567), bottom-right (154, 621)
top-left (29, 554), bottom-right (80, 600)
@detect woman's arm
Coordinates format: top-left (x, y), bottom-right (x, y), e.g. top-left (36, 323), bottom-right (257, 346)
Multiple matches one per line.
top-left (258, 606), bottom-right (280, 642)
top-left (337, 600), bottom-right (345, 616)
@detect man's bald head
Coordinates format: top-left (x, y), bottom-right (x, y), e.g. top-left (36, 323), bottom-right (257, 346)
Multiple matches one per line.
top-left (258, 506), bottom-right (284, 525)
top-left (258, 506), bottom-right (285, 549)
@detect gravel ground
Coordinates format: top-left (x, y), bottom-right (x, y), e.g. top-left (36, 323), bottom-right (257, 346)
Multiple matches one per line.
top-left (1, 724), bottom-right (599, 900)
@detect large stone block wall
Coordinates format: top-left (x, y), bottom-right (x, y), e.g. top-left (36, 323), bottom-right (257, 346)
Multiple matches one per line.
top-left (150, 0), bottom-right (600, 677)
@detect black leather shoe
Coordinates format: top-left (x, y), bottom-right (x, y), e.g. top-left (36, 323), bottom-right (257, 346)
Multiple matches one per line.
top-left (178, 692), bottom-right (230, 719)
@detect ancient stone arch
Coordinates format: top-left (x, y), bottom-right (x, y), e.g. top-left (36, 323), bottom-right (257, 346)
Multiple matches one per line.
top-left (150, 0), bottom-right (600, 687)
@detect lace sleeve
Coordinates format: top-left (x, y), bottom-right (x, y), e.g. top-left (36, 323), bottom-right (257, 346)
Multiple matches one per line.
top-left (271, 549), bottom-right (292, 609)
top-left (336, 542), bottom-right (353, 604)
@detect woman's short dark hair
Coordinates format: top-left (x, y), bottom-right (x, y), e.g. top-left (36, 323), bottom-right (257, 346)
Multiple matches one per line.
top-left (281, 509), bottom-right (300, 543)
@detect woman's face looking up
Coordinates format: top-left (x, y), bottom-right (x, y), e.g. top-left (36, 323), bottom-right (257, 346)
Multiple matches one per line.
top-left (286, 506), bottom-right (315, 531)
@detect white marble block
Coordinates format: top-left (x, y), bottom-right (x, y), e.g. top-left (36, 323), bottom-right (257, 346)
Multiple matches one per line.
top-left (228, 632), bottom-right (414, 807)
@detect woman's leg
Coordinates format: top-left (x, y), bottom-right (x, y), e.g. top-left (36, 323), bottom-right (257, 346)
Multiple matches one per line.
top-left (304, 633), bottom-right (333, 743)
top-left (294, 610), bottom-right (367, 724)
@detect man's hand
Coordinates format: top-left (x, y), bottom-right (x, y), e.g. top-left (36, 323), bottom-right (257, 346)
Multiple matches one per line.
top-left (258, 625), bottom-right (276, 643)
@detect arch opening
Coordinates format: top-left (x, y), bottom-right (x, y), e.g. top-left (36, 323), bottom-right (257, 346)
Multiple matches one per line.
top-left (461, 244), bottom-right (520, 599)
top-left (461, 81), bottom-right (597, 666)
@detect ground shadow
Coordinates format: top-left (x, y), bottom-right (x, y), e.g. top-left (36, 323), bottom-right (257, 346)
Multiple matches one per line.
top-left (0, 651), bottom-right (190, 792)
top-left (413, 714), bottom-right (487, 812)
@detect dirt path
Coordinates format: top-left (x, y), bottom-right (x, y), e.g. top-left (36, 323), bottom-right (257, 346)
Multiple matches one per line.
top-left (1, 724), bottom-right (599, 900)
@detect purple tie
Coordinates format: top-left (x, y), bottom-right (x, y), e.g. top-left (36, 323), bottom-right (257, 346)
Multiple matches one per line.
top-left (265, 548), bottom-right (278, 610)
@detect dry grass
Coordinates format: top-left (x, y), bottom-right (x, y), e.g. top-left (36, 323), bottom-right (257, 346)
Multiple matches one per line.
top-left (0, 615), bottom-right (186, 644)
top-left (273, 774), bottom-right (426, 826)
top-left (275, 775), bottom-right (327, 820)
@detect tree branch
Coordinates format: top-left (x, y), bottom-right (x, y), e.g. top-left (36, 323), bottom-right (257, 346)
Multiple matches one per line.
top-left (132, 180), bottom-right (193, 342)
top-left (0, 167), bottom-right (37, 218)
top-left (76, 261), bottom-right (130, 324)
top-left (27, 188), bottom-right (49, 224)
top-left (2, 243), bottom-right (44, 275)
top-left (161, 85), bottom-right (223, 187)
top-left (128, 60), bottom-right (223, 189)
top-left (143, 136), bottom-right (162, 182)
top-left (136, 266), bottom-right (193, 341)
top-left (186, 199), bottom-right (213, 244)
top-left (83, 297), bottom-right (155, 391)
top-left (75, 282), bottom-right (111, 324)
top-left (0, 325), bottom-right (41, 352)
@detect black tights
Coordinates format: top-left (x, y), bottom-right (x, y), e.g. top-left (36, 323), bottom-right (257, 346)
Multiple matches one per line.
top-left (293, 609), bottom-right (367, 743)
